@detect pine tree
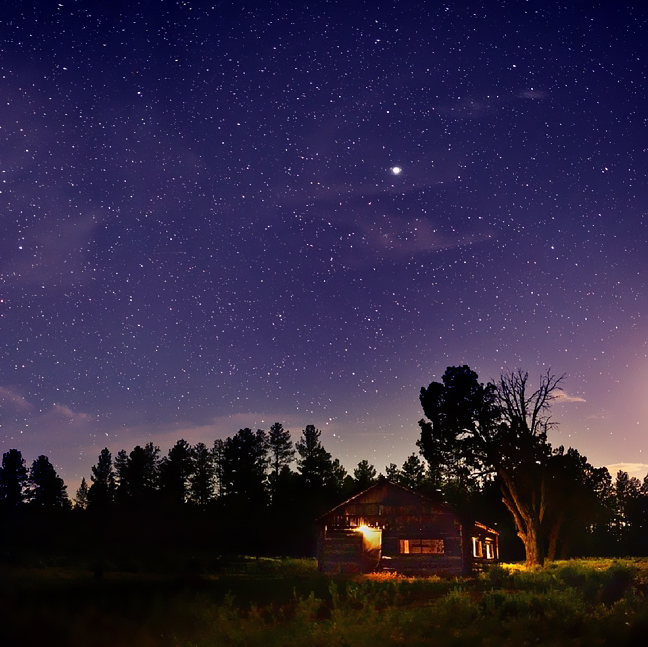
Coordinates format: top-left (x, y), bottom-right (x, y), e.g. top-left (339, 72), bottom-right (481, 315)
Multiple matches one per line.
top-left (385, 463), bottom-right (401, 483)
top-left (114, 449), bottom-right (129, 502)
top-left (268, 422), bottom-right (294, 478)
top-left (159, 439), bottom-right (194, 505)
top-left (189, 442), bottom-right (214, 507)
top-left (88, 448), bottom-right (116, 509)
top-left (0, 449), bottom-right (28, 507)
top-left (268, 422), bottom-right (294, 501)
top-left (212, 439), bottom-right (226, 498)
top-left (29, 455), bottom-right (70, 508)
top-left (75, 477), bottom-right (89, 510)
top-left (120, 443), bottom-right (160, 503)
top-left (296, 425), bottom-right (333, 490)
top-left (399, 453), bottom-right (427, 491)
top-left (221, 428), bottom-right (269, 504)
top-left (353, 459), bottom-right (377, 491)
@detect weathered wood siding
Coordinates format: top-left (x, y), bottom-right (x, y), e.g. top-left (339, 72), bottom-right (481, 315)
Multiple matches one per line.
top-left (319, 530), bottom-right (363, 574)
top-left (317, 480), bottom-right (471, 576)
top-left (380, 526), bottom-right (465, 576)
top-left (470, 521), bottom-right (500, 572)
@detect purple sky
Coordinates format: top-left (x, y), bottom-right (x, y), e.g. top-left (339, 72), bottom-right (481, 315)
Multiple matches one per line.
top-left (1, 1), bottom-right (647, 494)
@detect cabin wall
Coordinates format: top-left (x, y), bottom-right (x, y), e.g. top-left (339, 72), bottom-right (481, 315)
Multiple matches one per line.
top-left (318, 529), bottom-right (363, 574)
top-left (380, 524), bottom-right (465, 576)
top-left (318, 516), bottom-right (467, 576)
top-left (469, 523), bottom-right (500, 572)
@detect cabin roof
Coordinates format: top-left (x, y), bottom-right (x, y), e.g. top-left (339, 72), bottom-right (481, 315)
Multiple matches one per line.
top-left (317, 478), bottom-right (458, 522)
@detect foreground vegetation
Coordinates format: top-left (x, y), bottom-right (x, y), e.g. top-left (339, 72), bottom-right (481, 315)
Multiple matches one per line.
top-left (4, 558), bottom-right (648, 646)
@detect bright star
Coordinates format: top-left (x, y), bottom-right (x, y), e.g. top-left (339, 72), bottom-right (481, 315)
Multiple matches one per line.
top-left (391, 166), bottom-right (402, 175)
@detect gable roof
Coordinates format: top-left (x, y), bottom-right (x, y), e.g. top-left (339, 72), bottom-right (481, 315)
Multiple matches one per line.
top-left (318, 478), bottom-right (457, 522)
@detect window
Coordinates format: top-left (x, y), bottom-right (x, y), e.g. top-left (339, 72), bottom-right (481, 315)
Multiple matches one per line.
top-left (399, 539), bottom-right (444, 554)
top-left (473, 537), bottom-right (496, 559)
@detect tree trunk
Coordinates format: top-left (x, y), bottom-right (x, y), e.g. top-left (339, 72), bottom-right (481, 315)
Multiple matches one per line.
top-left (545, 510), bottom-right (564, 562)
top-left (499, 470), bottom-right (545, 567)
top-left (523, 521), bottom-right (544, 568)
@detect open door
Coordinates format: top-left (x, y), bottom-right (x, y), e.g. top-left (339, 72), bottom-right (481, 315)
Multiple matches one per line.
top-left (359, 525), bottom-right (382, 573)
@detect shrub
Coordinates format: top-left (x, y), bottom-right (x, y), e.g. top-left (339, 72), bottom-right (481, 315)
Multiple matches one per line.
top-left (481, 564), bottom-right (512, 588)
top-left (600, 562), bottom-right (637, 605)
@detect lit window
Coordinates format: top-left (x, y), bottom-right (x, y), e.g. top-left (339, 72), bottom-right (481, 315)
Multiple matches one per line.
top-left (472, 537), bottom-right (483, 557)
top-left (399, 539), bottom-right (444, 554)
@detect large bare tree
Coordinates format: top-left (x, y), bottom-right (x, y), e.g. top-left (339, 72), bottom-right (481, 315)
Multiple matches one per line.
top-left (494, 369), bottom-right (563, 566)
top-left (418, 366), bottom-right (563, 567)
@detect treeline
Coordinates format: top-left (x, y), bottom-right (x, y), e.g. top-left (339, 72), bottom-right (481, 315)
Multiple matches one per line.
top-left (2, 367), bottom-right (648, 565)
top-left (0, 424), bottom-right (435, 561)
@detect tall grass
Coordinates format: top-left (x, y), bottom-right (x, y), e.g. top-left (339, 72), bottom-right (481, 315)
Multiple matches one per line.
top-left (182, 560), bottom-right (648, 646)
top-left (4, 559), bottom-right (648, 646)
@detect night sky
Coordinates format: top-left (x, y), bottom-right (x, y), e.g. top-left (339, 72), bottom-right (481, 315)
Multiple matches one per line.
top-left (1, 1), bottom-right (647, 493)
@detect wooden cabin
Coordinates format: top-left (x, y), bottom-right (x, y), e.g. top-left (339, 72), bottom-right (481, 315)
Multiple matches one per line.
top-left (317, 479), bottom-right (498, 576)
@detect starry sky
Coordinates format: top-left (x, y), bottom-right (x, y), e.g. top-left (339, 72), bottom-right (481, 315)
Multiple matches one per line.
top-left (1, 1), bottom-right (647, 493)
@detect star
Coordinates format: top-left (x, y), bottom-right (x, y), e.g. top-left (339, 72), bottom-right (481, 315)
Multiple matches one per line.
top-left (390, 167), bottom-right (402, 175)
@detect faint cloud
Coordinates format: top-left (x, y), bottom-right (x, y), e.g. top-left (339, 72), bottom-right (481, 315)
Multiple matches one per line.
top-left (518, 89), bottom-right (547, 100)
top-left (357, 215), bottom-right (493, 258)
top-left (95, 411), bottom-right (327, 456)
top-left (606, 463), bottom-right (648, 479)
top-left (1, 399), bottom-right (95, 444)
top-left (437, 97), bottom-right (495, 119)
top-left (1, 214), bottom-right (101, 288)
top-left (48, 403), bottom-right (93, 424)
top-left (554, 391), bottom-right (586, 404)
top-left (0, 386), bottom-right (32, 410)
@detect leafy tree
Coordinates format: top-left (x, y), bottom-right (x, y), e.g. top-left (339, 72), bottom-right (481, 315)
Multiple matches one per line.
top-left (159, 439), bottom-right (194, 506)
top-left (488, 368), bottom-right (563, 566)
top-left (189, 442), bottom-right (214, 507)
top-left (585, 464), bottom-right (616, 554)
top-left (87, 448), bottom-right (116, 509)
top-left (74, 477), bottom-right (89, 510)
top-left (0, 449), bottom-right (28, 507)
top-left (418, 365), bottom-right (563, 567)
top-left (353, 459), bottom-right (377, 491)
top-left (613, 470), bottom-right (645, 553)
top-left (28, 455), bottom-right (70, 508)
top-left (543, 447), bottom-right (611, 560)
top-left (614, 470), bottom-right (642, 521)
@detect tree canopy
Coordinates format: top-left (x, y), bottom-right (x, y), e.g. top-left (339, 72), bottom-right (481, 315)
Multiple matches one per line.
top-left (28, 455), bottom-right (69, 509)
top-left (0, 449), bottom-right (28, 508)
top-left (418, 365), bottom-right (566, 566)
top-left (2, 404), bottom-right (644, 564)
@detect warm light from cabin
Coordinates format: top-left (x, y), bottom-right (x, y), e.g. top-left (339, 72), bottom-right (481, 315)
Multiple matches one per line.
top-left (356, 524), bottom-right (382, 551)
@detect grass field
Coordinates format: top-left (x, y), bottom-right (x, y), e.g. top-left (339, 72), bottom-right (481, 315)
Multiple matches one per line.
top-left (3, 557), bottom-right (648, 646)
